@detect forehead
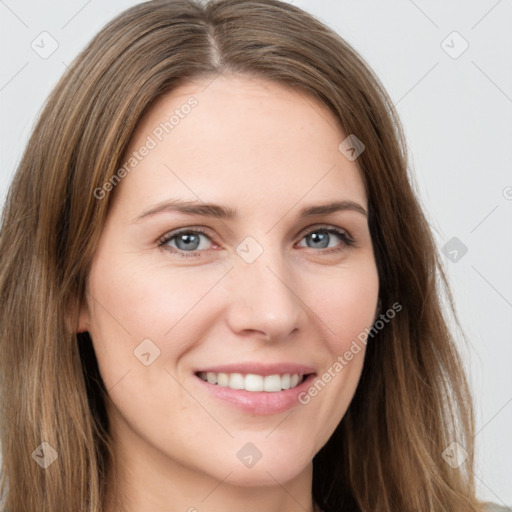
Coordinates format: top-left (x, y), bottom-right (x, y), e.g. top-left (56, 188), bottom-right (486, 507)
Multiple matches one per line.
top-left (112, 74), bottom-right (367, 218)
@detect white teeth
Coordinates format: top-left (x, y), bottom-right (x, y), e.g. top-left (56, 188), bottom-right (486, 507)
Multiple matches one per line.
top-left (217, 372), bottom-right (229, 387)
top-left (229, 373), bottom-right (244, 390)
top-left (263, 374), bottom-right (282, 392)
top-left (244, 374), bottom-right (264, 392)
top-left (197, 371), bottom-right (305, 392)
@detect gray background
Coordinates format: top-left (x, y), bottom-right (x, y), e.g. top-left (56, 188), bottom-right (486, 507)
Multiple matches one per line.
top-left (1, 0), bottom-right (511, 505)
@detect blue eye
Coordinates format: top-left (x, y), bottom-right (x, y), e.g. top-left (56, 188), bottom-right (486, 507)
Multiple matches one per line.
top-left (158, 225), bottom-right (354, 257)
top-left (159, 228), bottom-right (212, 254)
top-left (297, 227), bottom-right (353, 251)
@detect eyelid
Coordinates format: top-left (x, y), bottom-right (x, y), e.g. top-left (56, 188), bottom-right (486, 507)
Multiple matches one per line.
top-left (297, 223), bottom-right (353, 242)
top-left (157, 226), bottom-right (214, 249)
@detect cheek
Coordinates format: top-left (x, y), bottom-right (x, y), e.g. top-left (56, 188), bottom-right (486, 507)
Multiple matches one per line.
top-left (312, 260), bottom-right (380, 351)
top-left (297, 260), bottom-right (378, 443)
top-left (85, 256), bottom-right (230, 382)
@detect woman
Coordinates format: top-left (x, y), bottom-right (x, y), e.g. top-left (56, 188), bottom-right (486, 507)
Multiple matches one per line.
top-left (0, 0), bottom-right (507, 511)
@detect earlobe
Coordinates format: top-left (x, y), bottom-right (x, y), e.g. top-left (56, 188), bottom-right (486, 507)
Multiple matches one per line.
top-left (76, 299), bottom-right (90, 334)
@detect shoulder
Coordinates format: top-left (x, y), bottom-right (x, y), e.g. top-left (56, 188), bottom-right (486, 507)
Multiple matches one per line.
top-left (482, 503), bottom-right (511, 512)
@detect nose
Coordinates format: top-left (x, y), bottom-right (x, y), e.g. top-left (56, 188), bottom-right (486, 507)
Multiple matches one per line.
top-left (224, 249), bottom-right (308, 342)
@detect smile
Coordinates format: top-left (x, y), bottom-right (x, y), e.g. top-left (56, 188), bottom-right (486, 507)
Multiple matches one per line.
top-left (196, 371), bottom-right (305, 392)
top-left (193, 364), bottom-right (317, 415)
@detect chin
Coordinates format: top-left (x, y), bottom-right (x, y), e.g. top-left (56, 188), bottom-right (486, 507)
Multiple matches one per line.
top-left (222, 457), bottom-right (311, 487)
top-left (196, 439), bottom-right (314, 487)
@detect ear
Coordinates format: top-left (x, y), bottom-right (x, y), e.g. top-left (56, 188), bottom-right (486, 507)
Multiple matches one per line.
top-left (66, 292), bottom-right (90, 334)
top-left (77, 298), bottom-right (90, 333)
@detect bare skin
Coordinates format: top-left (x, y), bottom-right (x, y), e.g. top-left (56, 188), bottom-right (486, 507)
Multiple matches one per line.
top-left (79, 74), bottom-right (380, 512)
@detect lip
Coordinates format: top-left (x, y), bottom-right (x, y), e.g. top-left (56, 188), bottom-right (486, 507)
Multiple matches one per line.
top-left (192, 363), bottom-right (317, 415)
top-left (193, 362), bottom-right (316, 376)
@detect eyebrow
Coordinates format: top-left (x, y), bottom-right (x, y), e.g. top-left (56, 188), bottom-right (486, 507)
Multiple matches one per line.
top-left (133, 198), bottom-right (368, 223)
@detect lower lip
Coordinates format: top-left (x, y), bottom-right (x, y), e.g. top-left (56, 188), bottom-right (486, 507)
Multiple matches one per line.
top-left (194, 373), bottom-right (317, 415)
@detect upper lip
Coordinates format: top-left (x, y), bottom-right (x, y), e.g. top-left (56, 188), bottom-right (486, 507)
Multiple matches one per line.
top-left (194, 362), bottom-right (316, 377)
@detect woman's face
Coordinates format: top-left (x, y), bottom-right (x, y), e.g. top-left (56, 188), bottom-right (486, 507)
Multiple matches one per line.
top-left (80, 75), bottom-right (379, 488)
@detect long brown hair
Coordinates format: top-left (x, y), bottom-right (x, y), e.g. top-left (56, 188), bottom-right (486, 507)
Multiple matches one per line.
top-left (0, 0), bottom-right (484, 510)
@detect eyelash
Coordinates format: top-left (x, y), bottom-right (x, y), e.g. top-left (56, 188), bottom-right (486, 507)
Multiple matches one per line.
top-left (157, 225), bottom-right (355, 258)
